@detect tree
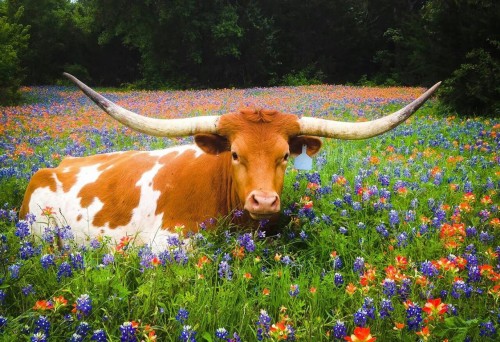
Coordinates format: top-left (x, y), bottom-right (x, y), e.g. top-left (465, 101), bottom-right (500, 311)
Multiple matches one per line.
top-left (0, 2), bottom-right (29, 105)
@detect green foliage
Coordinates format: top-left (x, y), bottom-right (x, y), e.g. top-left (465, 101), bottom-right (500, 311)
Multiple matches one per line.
top-left (439, 44), bottom-right (500, 117)
top-left (0, 4), bottom-right (29, 105)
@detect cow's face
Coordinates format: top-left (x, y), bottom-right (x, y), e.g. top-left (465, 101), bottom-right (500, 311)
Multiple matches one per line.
top-left (195, 109), bottom-right (322, 219)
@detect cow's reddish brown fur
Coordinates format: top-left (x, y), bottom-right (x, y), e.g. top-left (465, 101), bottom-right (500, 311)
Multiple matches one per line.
top-left (20, 109), bottom-right (322, 234)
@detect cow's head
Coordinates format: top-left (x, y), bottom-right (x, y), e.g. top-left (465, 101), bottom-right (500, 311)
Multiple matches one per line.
top-left (63, 73), bottom-right (440, 220)
top-left (194, 108), bottom-right (322, 219)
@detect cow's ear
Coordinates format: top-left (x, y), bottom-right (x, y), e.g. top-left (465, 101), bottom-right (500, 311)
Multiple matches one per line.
top-left (289, 136), bottom-right (322, 156)
top-left (195, 134), bottom-right (230, 155)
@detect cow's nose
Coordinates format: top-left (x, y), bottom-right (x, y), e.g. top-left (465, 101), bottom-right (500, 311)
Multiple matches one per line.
top-left (245, 191), bottom-right (280, 215)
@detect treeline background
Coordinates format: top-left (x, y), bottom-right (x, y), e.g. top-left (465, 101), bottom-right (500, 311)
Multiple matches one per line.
top-left (1, 0), bottom-right (498, 115)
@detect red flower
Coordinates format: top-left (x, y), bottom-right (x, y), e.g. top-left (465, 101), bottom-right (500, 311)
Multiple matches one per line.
top-left (423, 298), bottom-right (447, 319)
top-left (33, 300), bottom-right (54, 311)
top-left (344, 327), bottom-right (376, 342)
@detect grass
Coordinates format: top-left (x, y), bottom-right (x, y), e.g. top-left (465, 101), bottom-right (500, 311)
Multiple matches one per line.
top-left (0, 85), bottom-right (499, 341)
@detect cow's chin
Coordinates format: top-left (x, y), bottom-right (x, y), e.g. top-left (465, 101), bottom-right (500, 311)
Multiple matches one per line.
top-left (248, 212), bottom-right (276, 220)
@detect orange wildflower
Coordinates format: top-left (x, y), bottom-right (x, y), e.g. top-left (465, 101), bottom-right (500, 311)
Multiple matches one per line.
top-left (195, 255), bottom-right (210, 269)
top-left (33, 300), bottom-right (54, 311)
top-left (262, 288), bottom-right (270, 296)
top-left (243, 272), bottom-right (252, 280)
top-left (395, 255), bottom-right (408, 269)
top-left (416, 326), bottom-right (431, 341)
top-left (423, 298), bottom-right (447, 319)
top-left (232, 246), bottom-right (245, 260)
top-left (346, 283), bottom-right (357, 296)
top-left (393, 322), bottom-right (405, 330)
top-left (344, 326), bottom-right (376, 342)
top-left (309, 287), bottom-right (317, 294)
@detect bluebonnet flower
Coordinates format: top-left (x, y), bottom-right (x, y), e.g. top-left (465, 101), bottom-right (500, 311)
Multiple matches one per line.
top-left (465, 226), bottom-right (477, 237)
top-left (379, 298), bottom-right (394, 318)
top-left (22, 284), bottom-right (35, 296)
top-left (420, 260), bottom-right (439, 277)
top-left (91, 329), bottom-right (107, 341)
top-left (332, 198), bottom-right (343, 208)
top-left (338, 226), bottom-right (348, 234)
top-left (396, 231), bottom-right (409, 247)
top-left (353, 308), bottom-right (367, 327)
top-left (332, 255), bottom-right (343, 270)
top-left (289, 284), bottom-right (300, 297)
top-left (343, 193), bottom-right (352, 206)
top-left (389, 210), bottom-right (399, 227)
top-left (321, 214), bottom-right (332, 224)
top-left (353, 257), bottom-right (365, 274)
top-left (89, 238), bottom-right (101, 249)
top-left (479, 231), bottom-right (493, 243)
top-left (362, 297), bottom-right (376, 319)
top-left (19, 241), bottom-right (39, 260)
top-left (0, 315), bottom-right (6, 332)
top-left (382, 279), bottom-right (396, 297)
top-left (237, 233), bottom-right (255, 252)
top-left (352, 202), bottom-right (362, 210)
top-left (398, 278), bottom-right (412, 301)
top-left (176, 308), bottom-right (189, 324)
top-left (40, 254), bottom-right (55, 269)
top-left (332, 320), bottom-right (346, 339)
top-left (281, 256), bottom-right (293, 266)
top-left (215, 327), bottom-right (228, 339)
top-left (8, 262), bottom-right (21, 279)
top-left (34, 316), bottom-right (50, 336)
top-left (451, 279), bottom-right (472, 298)
top-left (406, 302), bottom-right (423, 331)
top-left (102, 254), bottom-right (114, 266)
top-left (0, 290), bottom-right (5, 305)
top-left (31, 332), bottom-right (47, 342)
top-left (76, 294), bottom-right (92, 317)
top-left (41, 228), bottom-right (55, 243)
top-left (70, 333), bottom-right (83, 342)
top-left (376, 224), bottom-right (389, 238)
top-left (119, 321), bottom-right (137, 342)
top-left (180, 325), bottom-right (197, 342)
top-left (70, 252), bottom-right (84, 270)
top-left (334, 273), bottom-right (344, 287)
top-left (15, 220), bottom-right (30, 239)
top-left (256, 310), bottom-right (271, 340)
top-left (479, 321), bottom-right (496, 337)
top-left (76, 322), bottom-right (91, 337)
top-left (467, 265), bottom-right (481, 282)
top-left (299, 230), bottom-right (308, 240)
top-left (218, 261), bottom-right (232, 280)
top-left (57, 262), bottom-right (72, 282)
top-left (57, 225), bottom-right (74, 240)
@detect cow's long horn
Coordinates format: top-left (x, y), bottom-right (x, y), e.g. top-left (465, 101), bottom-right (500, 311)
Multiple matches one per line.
top-left (298, 82), bottom-right (441, 139)
top-left (64, 73), bottom-right (219, 137)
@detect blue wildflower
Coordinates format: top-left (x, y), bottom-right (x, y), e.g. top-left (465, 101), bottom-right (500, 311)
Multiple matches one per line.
top-left (91, 329), bottom-right (107, 341)
top-left (215, 327), bottom-right (228, 339)
top-left (75, 294), bottom-right (92, 317)
top-left (19, 241), bottom-right (39, 260)
top-left (218, 261), bottom-right (232, 280)
top-left (180, 325), bottom-right (197, 342)
top-left (34, 316), bottom-right (50, 336)
top-left (40, 254), bottom-right (55, 269)
top-left (8, 263), bottom-right (21, 279)
top-left (353, 257), bottom-right (365, 274)
top-left (70, 252), bottom-right (85, 270)
top-left (237, 233), bottom-right (255, 252)
top-left (334, 273), bottom-right (344, 287)
top-left (382, 279), bottom-right (396, 297)
top-left (379, 298), bottom-right (394, 318)
top-left (289, 284), bottom-right (300, 297)
top-left (479, 321), bottom-right (496, 337)
top-left (70, 333), bottom-right (83, 342)
top-left (76, 321), bottom-right (91, 337)
top-left (353, 308), bottom-right (367, 327)
top-left (406, 302), bottom-right (423, 331)
top-left (15, 220), bottom-right (30, 239)
top-left (332, 320), bottom-right (347, 339)
top-left (119, 321), bottom-right (137, 342)
top-left (57, 262), bottom-right (72, 282)
top-left (389, 210), bottom-right (399, 227)
top-left (102, 254), bottom-right (114, 266)
top-left (420, 260), bottom-right (439, 277)
top-left (31, 332), bottom-right (47, 342)
top-left (22, 284), bottom-right (35, 296)
top-left (176, 308), bottom-right (189, 324)
top-left (0, 315), bottom-right (6, 331)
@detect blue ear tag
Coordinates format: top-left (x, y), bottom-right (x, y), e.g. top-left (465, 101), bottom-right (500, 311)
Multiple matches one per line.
top-left (294, 145), bottom-right (312, 170)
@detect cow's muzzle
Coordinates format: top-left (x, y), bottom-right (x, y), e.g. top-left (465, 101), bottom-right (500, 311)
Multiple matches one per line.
top-left (244, 191), bottom-right (280, 220)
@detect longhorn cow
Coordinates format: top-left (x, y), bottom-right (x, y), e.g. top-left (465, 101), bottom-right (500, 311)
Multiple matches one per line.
top-left (20, 73), bottom-right (440, 249)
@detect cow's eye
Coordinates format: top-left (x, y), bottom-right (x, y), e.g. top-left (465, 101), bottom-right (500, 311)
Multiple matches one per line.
top-left (232, 152), bottom-right (239, 161)
top-left (283, 153), bottom-right (289, 161)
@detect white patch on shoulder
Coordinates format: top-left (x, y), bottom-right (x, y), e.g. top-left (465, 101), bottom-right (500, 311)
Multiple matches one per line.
top-left (147, 144), bottom-right (204, 158)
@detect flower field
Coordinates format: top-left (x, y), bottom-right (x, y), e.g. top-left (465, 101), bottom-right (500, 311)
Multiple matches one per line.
top-left (0, 85), bottom-right (499, 341)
